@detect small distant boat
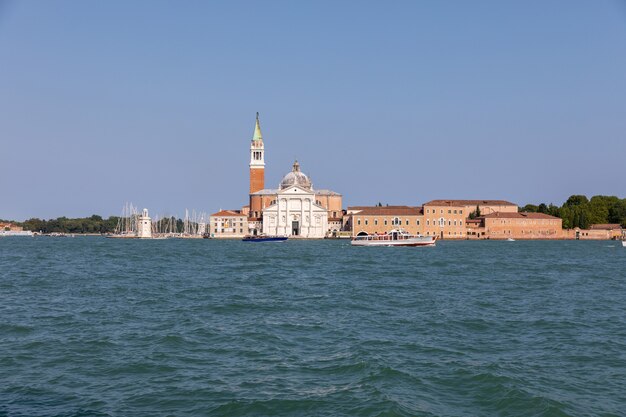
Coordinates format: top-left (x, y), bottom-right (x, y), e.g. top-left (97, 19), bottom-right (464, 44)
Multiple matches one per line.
top-left (622, 240), bottom-right (626, 248)
top-left (507, 238), bottom-right (515, 242)
top-left (351, 229), bottom-right (436, 247)
top-left (242, 235), bottom-right (288, 242)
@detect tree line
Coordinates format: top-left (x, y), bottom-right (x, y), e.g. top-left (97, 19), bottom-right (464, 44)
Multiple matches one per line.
top-left (1, 215), bottom-right (188, 234)
top-left (521, 195), bottom-right (626, 229)
top-left (2, 215), bottom-right (121, 234)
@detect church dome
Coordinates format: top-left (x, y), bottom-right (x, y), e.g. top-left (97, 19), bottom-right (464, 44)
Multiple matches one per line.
top-left (280, 160), bottom-right (312, 190)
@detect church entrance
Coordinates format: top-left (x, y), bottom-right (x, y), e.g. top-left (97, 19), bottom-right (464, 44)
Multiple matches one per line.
top-left (292, 221), bottom-right (300, 236)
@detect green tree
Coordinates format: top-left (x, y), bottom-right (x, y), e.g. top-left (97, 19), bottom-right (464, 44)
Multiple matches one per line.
top-left (608, 199), bottom-right (626, 226)
top-left (521, 204), bottom-right (538, 213)
top-left (565, 195), bottom-right (589, 207)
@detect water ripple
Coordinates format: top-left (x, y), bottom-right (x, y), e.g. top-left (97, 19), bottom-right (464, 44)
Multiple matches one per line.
top-left (1, 238), bottom-right (625, 416)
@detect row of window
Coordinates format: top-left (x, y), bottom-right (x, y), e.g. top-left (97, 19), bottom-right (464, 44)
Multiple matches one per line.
top-left (217, 228), bottom-right (245, 234)
top-left (425, 219), bottom-right (464, 227)
top-left (491, 230), bottom-right (558, 234)
top-left (493, 220), bottom-right (558, 225)
top-left (425, 208), bottom-right (464, 215)
top-left (356, 217), bottom-right (417, 226)
top-left (354, 218), bottom-right (467, 227)
top-left (424, 231), bottom-right (465, 236)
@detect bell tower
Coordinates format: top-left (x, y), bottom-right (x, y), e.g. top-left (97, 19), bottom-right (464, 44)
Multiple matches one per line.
top-left (249, 112), bottom-right (265, 194)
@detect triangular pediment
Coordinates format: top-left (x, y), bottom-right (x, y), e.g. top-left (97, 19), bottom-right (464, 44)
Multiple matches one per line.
top-left (277, 185), bottom-right (314, 196)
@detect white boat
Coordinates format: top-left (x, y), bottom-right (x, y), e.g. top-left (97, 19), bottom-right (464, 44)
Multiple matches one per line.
top-left (351, 229), bottom-right (436, 247)
top-left (622, 240), bottom-right (626, 248)
top-left (507, 238), bottom-right (515, 241)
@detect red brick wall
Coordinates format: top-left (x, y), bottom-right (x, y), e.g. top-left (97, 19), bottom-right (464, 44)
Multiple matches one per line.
top-left (249, 168), bottom-right (264, 194)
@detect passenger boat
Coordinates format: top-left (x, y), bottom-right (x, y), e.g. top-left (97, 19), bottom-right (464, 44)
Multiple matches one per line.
top-left (351, 229), bottom-right (436, 247)
top-left (242, 235), bottom-right (288, 242)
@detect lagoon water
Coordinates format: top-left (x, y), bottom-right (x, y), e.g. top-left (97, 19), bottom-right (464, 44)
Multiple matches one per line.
top-left (1, 237), bottom-right (625, 416)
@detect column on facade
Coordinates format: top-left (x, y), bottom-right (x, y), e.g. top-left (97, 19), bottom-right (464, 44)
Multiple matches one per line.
top-left (299, 198), bottom-right (305, 237)
top-left (284, 199), bottom-right (290, 236)
top-left (309, 197), bottom-right (313, 237)
top-left (276, 199), bottom-right (282, 236)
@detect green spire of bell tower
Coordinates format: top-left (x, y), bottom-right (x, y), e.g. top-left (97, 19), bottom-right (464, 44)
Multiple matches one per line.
top-left (253, 112), bottom-right (263, 142)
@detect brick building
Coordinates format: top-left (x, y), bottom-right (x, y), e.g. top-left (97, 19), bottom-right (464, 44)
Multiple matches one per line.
top-left (209, 210), bottom-right (248, 238)
top-left (422, 200), bottom-right (518, 239)
top-left (346, 206), bottom-right (423, 237)
top-left (563, 224), bottom-right (624, 240)
top-left (468, 212), bottom-right (563, 240)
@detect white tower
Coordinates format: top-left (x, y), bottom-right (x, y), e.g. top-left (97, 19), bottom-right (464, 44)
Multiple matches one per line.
top-left (137, 208), bottom-right (152, 238)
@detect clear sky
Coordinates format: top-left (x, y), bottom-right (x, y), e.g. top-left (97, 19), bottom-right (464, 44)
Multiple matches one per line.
top-left (1, 1), bottom-right (625, 220)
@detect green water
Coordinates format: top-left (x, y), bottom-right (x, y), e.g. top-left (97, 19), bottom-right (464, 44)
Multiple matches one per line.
top-left (1, 237), bottom-right (625, 416)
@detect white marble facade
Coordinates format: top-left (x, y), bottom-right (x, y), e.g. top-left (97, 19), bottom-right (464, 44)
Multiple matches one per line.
top-left (262, 185), bottom-right (328, 238)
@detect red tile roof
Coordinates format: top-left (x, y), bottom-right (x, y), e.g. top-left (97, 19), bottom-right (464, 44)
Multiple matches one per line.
top-left (210, 210), bottom-right (244, 217)
top-left (347, 206), bottom-right (423, 216)
top-left (424, 200), bottom-right (517, 207)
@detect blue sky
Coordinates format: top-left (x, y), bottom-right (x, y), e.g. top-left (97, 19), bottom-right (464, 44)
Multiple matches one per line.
top-left (1, 1), bottom-right (625, 220)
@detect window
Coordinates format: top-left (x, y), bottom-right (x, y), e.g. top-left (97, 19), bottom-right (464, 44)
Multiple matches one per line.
top-left (416, 220), bottom-right (420, 225)
top-left (448, 210), bottom-right (451, 214)
top-left (405, 219), bottom-right (409, 225)
top-left (365, 219), bottom-right (369, 226)
top-left (384, 219), bottom-right (388, 226)
top-left (460, 210), bottom-right (463, 214)
top-left (427, 220), bottom-right (430, 226)
top-left (392, 217), bottom-right (401, 226)
top-left (357, 219), bottom-right (361, 225)
top-left (454, 210), bottom-right (457, 214)
top-left (374, 219), bottom-right (378, 225)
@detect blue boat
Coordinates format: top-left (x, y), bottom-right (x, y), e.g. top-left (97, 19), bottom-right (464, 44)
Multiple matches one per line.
top-left (242, 235), bottom-right (288, 242)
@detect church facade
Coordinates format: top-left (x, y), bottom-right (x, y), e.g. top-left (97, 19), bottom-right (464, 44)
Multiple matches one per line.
top-left (245, 114), bottom-right (342, 238)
